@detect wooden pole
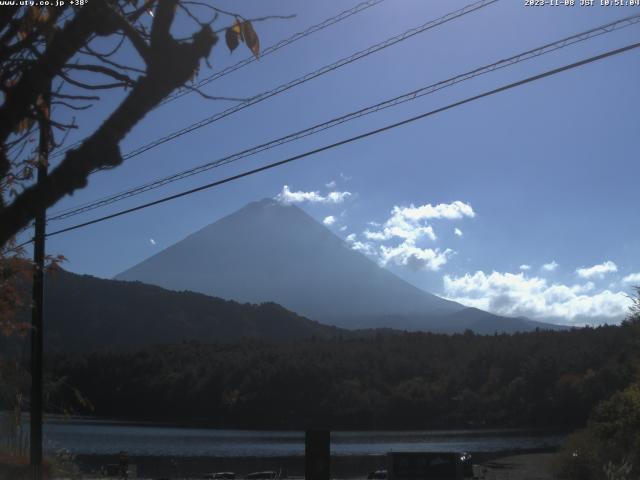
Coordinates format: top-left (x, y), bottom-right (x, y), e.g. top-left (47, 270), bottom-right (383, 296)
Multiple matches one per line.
top-left (305, 429), bottom-right (330, 480)
top-left (31, 83), bottom-right (50, 480)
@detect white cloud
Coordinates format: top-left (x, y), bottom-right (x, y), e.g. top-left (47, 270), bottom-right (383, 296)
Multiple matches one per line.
top-left (541, 261), bottom-right (559, 272)
top-left (325, 180), bottom-right (336, 188)
top-left (345, 234), bottom-right (376, 257)
top-left (275, 185), bottom-right (351, 205)
top-left (326, 191), bottom-right (352, 203)
top-left (149, 238), bottom-right (156, 246)
top-left (346, 230), bottom-right (454, 271)
top-left (622, 272), bottom-right (640, 284)
top-left (443, 270), bottom-right (631, 325)
top-left (519, 264), bottom-right (531, 271)
top-left (339, 225), bottom-right (347, 232)
top-left (322, 215), bottom-right (336, 226)
top-left (364, 225), bottom-right (436, 242)
top-left (364, 201), bottom-right (473, 245)
top-left (392, 201), bottom-right (475, 221)
top-left (576, 261), bottom-right (618, 280)
top-left (381, 244), bottom-right (453, 271)
top-left (347, 201), bottom-right (471, 273)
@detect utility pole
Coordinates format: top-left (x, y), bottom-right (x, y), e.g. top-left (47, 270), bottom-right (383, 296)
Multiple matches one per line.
top-left (31, 83), bottom-right (50, 480)
top-left (305, 429), bottom-right (330, 480)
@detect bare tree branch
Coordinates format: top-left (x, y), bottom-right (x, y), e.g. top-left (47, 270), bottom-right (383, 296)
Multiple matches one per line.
top-left (0, 18), bottom-right (218, 246)
top-left (51, 100), bottom-right (93, 111)
top-left (0, 1), bottom-right (111, 145)
top-left (58, 71), bottom-right (131, 90)
top-left (63, 63), bottom-right (136, 85)
top-left (52, 92), bottom-right (100, 101)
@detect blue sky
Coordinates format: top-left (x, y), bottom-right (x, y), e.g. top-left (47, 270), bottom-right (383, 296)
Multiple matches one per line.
top-left (25, 0), bottom-right (640, 325)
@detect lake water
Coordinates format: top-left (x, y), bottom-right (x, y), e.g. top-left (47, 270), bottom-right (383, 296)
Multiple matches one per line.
top-left (39, 418), bottom-right (565, 457)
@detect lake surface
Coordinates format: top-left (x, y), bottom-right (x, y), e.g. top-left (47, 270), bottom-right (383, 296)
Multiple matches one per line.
top-left (39, 418), bottom-right (565, 457)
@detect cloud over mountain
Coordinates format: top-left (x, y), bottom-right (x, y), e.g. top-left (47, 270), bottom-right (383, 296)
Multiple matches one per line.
top-left (349, 201), bottom-right (474, 272)
top-left (115, 199), bottom-right (556, 333)
top-left (323, 215), bottom-right (336, 226)
top-left (275, 185), bottom-right (351, 205)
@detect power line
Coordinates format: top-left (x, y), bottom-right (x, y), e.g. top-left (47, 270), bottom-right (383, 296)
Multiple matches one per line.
top-left (52, 0), bottom-right (387, 157)
top-left (43, 40), bottom-right (640, 239)
top-left (47, 12), bottom-right (640, 222)
top-left (163, 0), bottom-right (387, 105)
top-left (50, 0), bottom-right (498, 163)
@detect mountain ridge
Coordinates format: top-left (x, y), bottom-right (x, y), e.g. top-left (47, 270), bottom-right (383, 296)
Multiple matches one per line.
top-left (116, 199), bottom-right (561, 333)
top-left (39, 268), bottom-right (346, 352)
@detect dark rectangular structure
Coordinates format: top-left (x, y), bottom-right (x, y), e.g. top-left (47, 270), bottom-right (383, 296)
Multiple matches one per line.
top-left (305, 430), bottom-right (330, 480)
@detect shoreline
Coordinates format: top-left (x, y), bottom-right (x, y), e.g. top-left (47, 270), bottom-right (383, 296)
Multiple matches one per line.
top-left (74, 448), bottom-right (558, 479)
top-left (41, 414), bottom-right (572, 434)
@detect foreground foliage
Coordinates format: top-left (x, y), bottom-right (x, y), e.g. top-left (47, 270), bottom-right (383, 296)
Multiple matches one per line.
top-left (554, 298), bottom-right (640, 479)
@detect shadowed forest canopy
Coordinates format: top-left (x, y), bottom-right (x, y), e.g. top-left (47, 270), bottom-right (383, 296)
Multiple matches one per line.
top-left (46, 319), bottom-right (640, 430)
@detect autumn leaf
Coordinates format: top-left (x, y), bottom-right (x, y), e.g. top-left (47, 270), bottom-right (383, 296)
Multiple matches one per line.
top-left (241, 20), bottom-right (260, 59)
top-left (38, 8), bottom-right (50, 24)
top-left (233, 18), bottom-right (243, 41)
top-left (28, 6), bottom-right (40, 23)
top-left (17, 7), bottom-right (39, 40)
top-left (14, 117), bottom-right (33, 134)
top-left (225, 26), bottom-right (239, 53)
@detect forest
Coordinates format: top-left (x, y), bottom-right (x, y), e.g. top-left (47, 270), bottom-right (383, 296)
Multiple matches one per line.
top-left (45, 317), bottom-right (640, 431)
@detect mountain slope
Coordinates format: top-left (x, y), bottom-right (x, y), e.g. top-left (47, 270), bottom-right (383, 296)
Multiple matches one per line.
top-left (116, 199), bottom-right (463, 325)
top-left (42, 269), bottom-right (344, 352)
top-left (115, 199), bottom-right (558, 333)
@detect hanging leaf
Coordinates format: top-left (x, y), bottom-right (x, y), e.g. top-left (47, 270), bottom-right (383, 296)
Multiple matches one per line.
top-left (14, 117), bottom-right (33, 134)
top-left (28, 6), bottom-right (40, 23)
top-left (233, 18), bottom-right (243, 41)
top-left (225, 26), bottom-right (239, 53)
top-left (17, 8), bottom-right (36, 40)
top-left (241, 20), bottom-right (260, 59)
top-left (38, 8), bottom-right (50, 24)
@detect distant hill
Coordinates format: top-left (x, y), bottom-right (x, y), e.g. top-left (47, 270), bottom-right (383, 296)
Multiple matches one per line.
top-left (346, 308), bottom-right (565, 335)
top-left (116, 199), bottom-right (562, 333)
top-left (41, 269), bottom-right (344, 352)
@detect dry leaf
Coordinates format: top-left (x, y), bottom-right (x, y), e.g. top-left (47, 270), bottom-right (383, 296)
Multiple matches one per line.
top-left (15, 118), bottom-right (33, 134)
top-left (241, 20), bottom-right (260, 59)
top-left (225, 26), bottom-right (239, 53)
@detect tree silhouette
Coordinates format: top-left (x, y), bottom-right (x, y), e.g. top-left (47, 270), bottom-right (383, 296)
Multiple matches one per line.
top-left (0, 0), bottom-right (263, 249)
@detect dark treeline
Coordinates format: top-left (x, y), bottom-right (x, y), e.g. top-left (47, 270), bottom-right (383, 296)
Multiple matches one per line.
top-left (47, 320), bottom-right (640, 430)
